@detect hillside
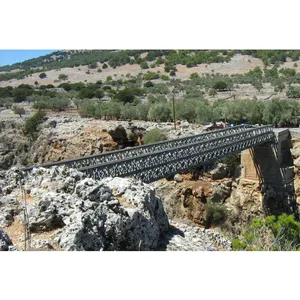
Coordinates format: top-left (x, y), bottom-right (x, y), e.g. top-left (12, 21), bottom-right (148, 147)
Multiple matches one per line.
top-left (2, 50), bottom-right (300, 128)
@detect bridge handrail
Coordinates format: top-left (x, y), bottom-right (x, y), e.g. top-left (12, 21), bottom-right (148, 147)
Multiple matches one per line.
top-left (78, 126), bottom-right (274, 173)
top-left (22, 124), bottom-right (252, 171)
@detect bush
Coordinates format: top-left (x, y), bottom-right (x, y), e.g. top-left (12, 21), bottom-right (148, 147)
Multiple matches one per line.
top-left (143, 72), bottom-right (159, 80)
top-left (24, 110), bottom-right (45, 138)
top-left (160, 74), bottom-right (169, 80)
top-left (140, 61), bottom-right (149, 69)
top-left (208, 88), bottom-right (217, 97)
top-left (88, 63), bottom-right (97, 69)
top-left (204, 201), bottom-right (228, 228)
top-left (170, 70), bottom-right (176, 77)
top-left (58, 74), bottom-right (68, 81)
top-left (189, 72), bottom-right (200, 79)
top-left (144, 81), bottom-right (154, 88)
top-left (232, 214), bottom-right (300, 251)
top-left (12, 105), bottom-right (25, 117)
top-left (286, 86), bottom-right (300, 98)
top-left (39, 72), bottom-right (47, 79)
top-left (143, 128), bottom-right (167, 144)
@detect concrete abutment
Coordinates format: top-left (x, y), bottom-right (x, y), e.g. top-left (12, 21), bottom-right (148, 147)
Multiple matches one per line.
top-left (241, 129), bottom-right (296, 215)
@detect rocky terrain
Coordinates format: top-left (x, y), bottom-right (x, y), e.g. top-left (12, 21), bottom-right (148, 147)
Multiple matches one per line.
top-left (0, 165), bottom-right (232, 251)
top-left (2, 114), bottom-right (300, 251)
top-left (0, 115), bottom-right (203, 170)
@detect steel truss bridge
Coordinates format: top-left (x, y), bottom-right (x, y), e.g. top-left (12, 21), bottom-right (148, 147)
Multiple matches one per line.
top-left (23, 125), bottom-right (275, 183)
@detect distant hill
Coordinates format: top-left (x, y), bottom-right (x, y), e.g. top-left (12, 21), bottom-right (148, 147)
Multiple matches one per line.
top-left (1, 50), bottom-right (300, 87)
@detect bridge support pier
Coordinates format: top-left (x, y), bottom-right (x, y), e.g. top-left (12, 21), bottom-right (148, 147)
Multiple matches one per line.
top-left (241, 129), bottom-right (296, 215)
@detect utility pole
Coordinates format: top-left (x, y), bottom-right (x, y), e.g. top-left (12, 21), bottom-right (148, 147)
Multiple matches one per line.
top-left (172, 92), bottom-right (176, 130)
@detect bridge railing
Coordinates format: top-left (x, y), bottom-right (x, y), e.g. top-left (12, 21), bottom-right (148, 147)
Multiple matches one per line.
top-left (22, 124), bottom-right (252, 172)
top-left (78, 126), bottom-right (275, 182)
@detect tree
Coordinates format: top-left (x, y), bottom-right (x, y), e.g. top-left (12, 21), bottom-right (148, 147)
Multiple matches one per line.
top-left (102, 63), bottom-right (108, 69)
top-left (94, 89), bottom-right (105, 100)
top-left (39, 72), bottom-right (47, 79)
top-left (58, 83), bottom-right (72, 91)
top-left (48, 97), bottom-right (70, 111)
top-left (120, 103), bottom-right (138, 120)
top-left (114, 88), bottom-right (142, 104)
top-left (12, 87), bottom-right (33, 102)
top-left (73, 98), bottom-right (82, 109)
top-left (213, 81), bottom-right (228, 91)
top-left (58, 74), bottom-right (68, 81)
top-left (12, 105), bottom-right (25, 117)
top-left (148, 103), bottom-right (171, 122)
top-left (78, 87), bottom-right (95, 99)
top-left (78, 101), bottom-right (96, 117)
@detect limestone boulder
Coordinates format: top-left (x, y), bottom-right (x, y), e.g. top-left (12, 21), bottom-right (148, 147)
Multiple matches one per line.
top-left (209, 180), bottom-right (232, 203)
top-left (209, 163), bottom-right (229, 180)
top-left (0, 230), bottom-right (13, 251)
top-left (3, 166), bottom-right (169, 251)
top-left (0, 195), bottom-right (21, 227)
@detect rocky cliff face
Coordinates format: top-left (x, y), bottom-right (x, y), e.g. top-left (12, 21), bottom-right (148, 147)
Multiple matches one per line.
top-left (0, 118), bottom-right (29, 169)
top-left (0, 116), bottom-right (119, 170)
top-left (0, 165), bottom-right (233, 251)
top-left (0, 166), bottom-right (170, 251)
top-left (0, 116), bottom-right (204, 171)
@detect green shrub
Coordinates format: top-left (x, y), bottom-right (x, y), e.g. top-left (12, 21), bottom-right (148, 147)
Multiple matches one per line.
top-left (143, 128), bottom-right (167, 144)
top-left (144, 81), bottom-right (154, 88)
top-left (39, 72), bottom-right (47, 79)
top-left (140, 61), bottom-right (149, 69)
top-left (160, 74), bottom-right (169, 80)
top-left (24, 110), bottom-right (45, 138)
top-left (12, 105), bottom-right (25, 117)
top-left (213, 81), bottom-right (228, 91)
top-left (58, 74), bottom-right (68, 81)
top-left (204, 201), bottom-right (228, 228)
top-left (232, 214), bottom-right (300, 251)
top-left (143, 72), bottom-right (159, 80)
top-left (127, 132), bottom-right (138, 143)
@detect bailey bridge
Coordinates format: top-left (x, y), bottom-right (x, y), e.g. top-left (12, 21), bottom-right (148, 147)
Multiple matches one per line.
top-left (23, 124), bottom-right (284, 182)
top-left (22, 124), bottom-right (296, 214)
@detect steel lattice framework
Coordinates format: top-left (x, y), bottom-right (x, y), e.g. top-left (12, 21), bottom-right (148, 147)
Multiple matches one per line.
top-left (78, 126), bottom-right (275, 182)
top-left (23, 124), bottom-right (252, 171)
top-left (23, 125), bottom-right (275, 183)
